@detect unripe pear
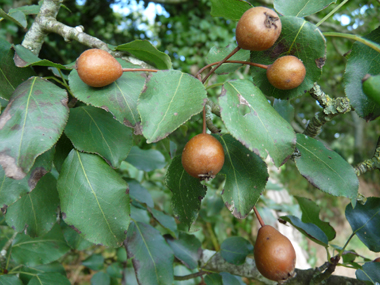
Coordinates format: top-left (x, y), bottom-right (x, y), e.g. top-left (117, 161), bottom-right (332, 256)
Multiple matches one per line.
top-left (254, 225), bottom-right (296, 282)
top-left (76, 49), bottom-right (123, 87)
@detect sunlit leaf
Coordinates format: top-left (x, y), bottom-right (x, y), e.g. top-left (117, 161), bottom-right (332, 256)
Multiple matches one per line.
top-left (210, 0), bottom-right (252, 21)
top-left (274, 0), bottom-right (336, 17)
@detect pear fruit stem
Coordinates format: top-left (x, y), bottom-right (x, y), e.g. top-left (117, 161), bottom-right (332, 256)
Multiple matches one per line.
top-left (253, 206), bottom-right (265, 227)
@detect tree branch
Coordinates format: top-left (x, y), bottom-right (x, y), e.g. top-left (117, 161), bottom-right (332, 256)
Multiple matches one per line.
top-left (303, 83), bottom-right (352, 138)
top-left (354, 137), bottom-right (380, 176)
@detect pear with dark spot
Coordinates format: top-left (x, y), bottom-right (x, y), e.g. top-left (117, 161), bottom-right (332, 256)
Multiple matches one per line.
top-left (254, 225), bottom-right (296, 282)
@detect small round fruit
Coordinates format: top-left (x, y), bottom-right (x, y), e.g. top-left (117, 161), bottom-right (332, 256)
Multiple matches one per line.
top-left (374, 257), bottom-right (380, 262)
top-left (266, 55), bottom-right (306, 90)
top-left (76, 49), bottom-right (123, 87)
top-left (181, 133), bottom-right (224, 180)
top-left (254, 225), bottom-right (296, 282)
top-left (236, 7), bottom-right (282, 51)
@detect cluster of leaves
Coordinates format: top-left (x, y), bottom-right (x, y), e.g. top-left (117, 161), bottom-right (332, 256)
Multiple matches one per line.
top-left (0, 0), bottom-right (380, 284)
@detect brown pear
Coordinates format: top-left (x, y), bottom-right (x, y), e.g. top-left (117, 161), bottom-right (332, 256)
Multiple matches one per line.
top-left (76, 49), bottom-right (123, 87)
top-left (254, 225), bottom-right (296, 282)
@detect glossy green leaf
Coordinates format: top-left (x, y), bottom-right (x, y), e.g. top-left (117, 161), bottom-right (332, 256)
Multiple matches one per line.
top-left (127, 179), bottom-right (154, 208)
top-left (295, 196), bottom-right (336, 241)
top-left (215, 134), bottom-right (268, 218)
top-left (61, 221), bottom-right (93, 250)
top-left (115, 40), bottom-right (171, 69)
top-left (165, 156), bottom-right (207, 230)
top-left (344, 27), bottom-right (380, 121)
top-left (206, 44), bottom-right (249, 74)
top-left (0, 38), bottom-right (35, 101)
top-left (138, 70), bottom-right (207, 143)
top-left (346, 197), bottom-right (380, 252)
top-left (273, 99), bottom-right (294, 123)
top-left (5, 173), bottom-right (59, 237)
top-left (205, 273), bottom-right (223, 285)
top-left (148, 208), bottom-right (178, 238)
top-left (69, 60), bottom-right (146, 130)
top-left (125, 146), bottom-right (166, 172)
top-left (0, 275), bottom-right (23, 285)
top-left (131, 205), bottom-right (150, 224)
top-left (219, 80), bottom-right (296, 167)
top-left (0, 8), bottom-right (26, 28)
top-left (280, 215), bottom-right (328, 246)
top-left (0, 77), bottom-right (68, 180)
top-left (356, 262), bottom-right (380, 283)
top-left (274, 0), bottom-right (336, 17)
top-left (166, 232), bottom-right (201, 270)
top-left (57, 150), bottom-right (130, 247)
top-left (12, 223), bottom-right (70, 266)
top-left (220, 272), bottom-right (245, 285)
top-left (28, 273), bottom-right (71, 285)
top-left (295, 134), bottom-right (359, 199)
top-left (220, 237), bottom-right (253, 265)
top-left (0, 148), bottom-right (54, 207)
top-left (82, 254), bottom-right (104, 271)
top-left (251, 16), bottom-right (326, 100)
top-left (91, 272), bottom-right (111, 285)
top-left (210, 0), bottom-right (252, 21)
top-left (362, 74), bottom-right (380, 106)
top-left (126, 221), bottom-right (174, 285)
top-left (53, 133), bottom-right (73, 173)
top-left (14, 45), bottom-right (70, 69)
top-left (64, 105), bottom-right (133, 168)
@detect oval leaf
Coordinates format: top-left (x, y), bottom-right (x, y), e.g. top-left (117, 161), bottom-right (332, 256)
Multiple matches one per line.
top-left (219, 79), bottom-right (296, 167)
top-left (57, 150), bottom-right (130, 247)
top-left (91, 272), bottom-right (111, 285)
top-left (346, 197), bottom-right (380, 252)
top-left (125, 146), bottom-right (166, 172)
top-left (251, 16), bottom-right (326, 100)
top-left (206, 44), bottom-right (249, 74)
top-left (64, 105), bottom-right (133, 168)
top-left (274, 0), bottom-right (336, 17)
top-left (148, 208), bottom-right (178, 238)
top-left (295, 134), bottom-right (359, 199)
top-left (356, 262), bottom-right (380, 283)
top-left (126, 221), bottom-right (174, 285)
top-left (0, 77), bottom-right (68, 180)
top-left (5, 173), bottom-right (59, 237)
top-left (362, 74), bottom-right (380, 106)
top-left (215, 134), bottom-right (269, 218)
top-left (210, 0), bottom-right (251, 21)
top-left (0, 275), bottom-right (23, 285)
top-left (344, 27), bottom-right (380, 121)
top-left (69, 60), bottom-right (146, 130)
top-left (165, 156), bottom-right (207, 230)
top-left (220, 236), bottom-right (253, 265)
top-left (138, 70), bottom-right (207, 143)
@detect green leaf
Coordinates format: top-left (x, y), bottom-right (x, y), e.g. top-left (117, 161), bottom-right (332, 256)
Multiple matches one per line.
top-left (251, 16), bottom-right (326, 100)
top-left (127, 179), bottom-right (154, 208)
top-left (280, 215), bottom-right (328, 246)
top-left (356, 262), bottom-right (380, 283)
top-left (82, 254), bottom-right (104, 271)
top-left (0, 148), bottom-right (54, 207)
top-left (61, 221), bottom-right (93, 250)
top-left (0, 38), bottom-right (35, 101)
top-left (131, 205), bottom-right (150, 224)
top-left (69, 60), bottom-right (146, 130)
top-left (215, 134), bottom-right (268, 218)
top-left (28, 273), bottom-right (71, 285)
top-left (57, 150), bottom-right (130, 247)
top-left (294, 134), bottom-right (359, 199)
top-left (53, 134), bottom-right (73, 173)
top-left (9, 5), bottom-right (41, 15)
top-left (0, 8), bottom-right (26, 28)
top-left (107, 262), bottom-right (123, 278)
top-left (295, 196), bottom-right (336, 241)
top-left (166, 232), bottom-right (201, 270)
top-left (0, 275), bottom-right (23, 285)
top-left (165, 156), bottom-right (207, 230)
top-left (206, 44), bottom-right (249, 74)
top-left (91, 272), bottom-right (111, 285)
top-left (362, 74), bottom-right (380, 106)
top-left (274, 0), bottom-right (336, 17)
top-left (12, 223), bottom-right (70, 266)
top-left (346, 197), bottom-right (380, 252)
top-left (125, 146), bottom-right (166, 172)
top-left (126, 222), bottom-right (174, 285)
top-left (220, 237), bottom-right (253, 265)
top-left (205, 273), bottom-right (223, 285)
top-left (219, 80), bottom-right (296, 167)
top-left (273, 99), bottom-right (294, 123)
top-left (64, 106), bottom-right (133, 168)
top-left (138, 70), bottom-right (207, 143)
top-left (14, 45), bottom-right (71, 69)
top-left (345, 27), bottom-right (380, 121)
top-left (115, 40), bottom-right (171, 69)
top-left (148, 208), bottom-right (178, 238)
top-left (210, 0), bottom-right (252, 21)
top-left (5, 173), bottom-right (59, 237)
top-left (0, 77), bottom-right (69, 180)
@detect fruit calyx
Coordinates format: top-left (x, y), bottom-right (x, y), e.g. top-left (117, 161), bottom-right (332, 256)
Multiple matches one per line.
top-left (264, 12), bottom-right (280, 29)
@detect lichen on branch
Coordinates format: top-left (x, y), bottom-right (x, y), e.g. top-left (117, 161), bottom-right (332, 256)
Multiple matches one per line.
top-left (354, 137), bottom-right (380, 176)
